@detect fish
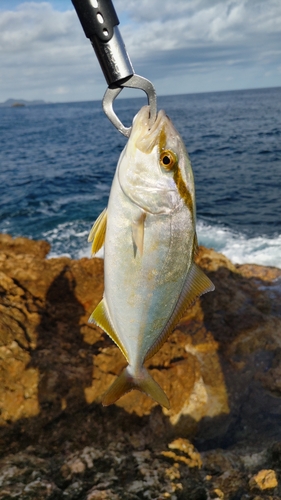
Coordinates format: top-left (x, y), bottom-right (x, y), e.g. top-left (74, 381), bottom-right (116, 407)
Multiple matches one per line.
top-left (88, 105), bottom-right (215, 409)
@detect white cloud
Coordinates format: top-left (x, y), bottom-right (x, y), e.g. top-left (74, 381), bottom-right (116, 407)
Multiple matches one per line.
top-left (115, 0), bottom-right (281, 92)
top-left (0, 3), bottom-right (73, 52)
top-left (117, 0), bottom-right (281, 54)
top-left (0, 2), bottom-right (106, 101)
top-left (0, 0), bottom-right (280, 103)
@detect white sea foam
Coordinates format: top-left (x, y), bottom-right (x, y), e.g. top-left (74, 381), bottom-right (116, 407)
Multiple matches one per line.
top-left (43, 221), bottom-right (92, 260)
top-left (43, 219), bottom-right (281, 269)
top-left (197, 220), bottom-right (281, 268)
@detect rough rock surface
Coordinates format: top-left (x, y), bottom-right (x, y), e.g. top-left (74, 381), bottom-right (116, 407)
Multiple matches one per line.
top-left (0, 234), bottom-right (281, 499)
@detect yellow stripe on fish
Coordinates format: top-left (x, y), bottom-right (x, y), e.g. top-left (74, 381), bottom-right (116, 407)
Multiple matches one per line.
top-left (173, 164), bottom-right (194, 215)
top-left (158, 126), bottom-right (194, 217)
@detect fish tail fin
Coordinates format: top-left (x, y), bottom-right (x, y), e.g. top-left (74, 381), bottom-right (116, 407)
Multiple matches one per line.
top-left (102, 366), bottom-right (170, 409)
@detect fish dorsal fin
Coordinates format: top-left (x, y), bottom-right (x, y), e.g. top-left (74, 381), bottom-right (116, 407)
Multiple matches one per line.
top-left (88, 207), bottom-right (107, 256)
top-left (89, 298), bottom-right (128, 362)
top-left (132, 211), bottom-right (146, 256)
top-left (145, 263), bottom-right (215, 361)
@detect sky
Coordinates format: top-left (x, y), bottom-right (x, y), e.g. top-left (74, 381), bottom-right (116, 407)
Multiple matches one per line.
top-left (0, 0), bottom-right (280, 103)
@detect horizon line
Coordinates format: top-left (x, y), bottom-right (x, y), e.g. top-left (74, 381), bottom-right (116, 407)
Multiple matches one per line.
top-left (1, 84), bottom-right (280, 106)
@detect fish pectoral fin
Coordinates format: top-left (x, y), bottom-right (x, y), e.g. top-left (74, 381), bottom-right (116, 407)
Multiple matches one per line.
top-left (89, 298), bottom-right (128, 362)
top-left (102, 366), bottom-right (170, 409)
top-left (146, 263), bottom-right (215, 361)
top-left (131, 211), bottom-right (146, 256)
top-left (88, 207), bottom-right (107, 256)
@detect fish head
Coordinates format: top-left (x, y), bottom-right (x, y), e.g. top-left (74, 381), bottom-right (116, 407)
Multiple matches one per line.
top-left (118, 106), bottom-right (195, 216)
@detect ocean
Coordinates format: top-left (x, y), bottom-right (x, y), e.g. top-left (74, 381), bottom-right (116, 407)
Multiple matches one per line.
top-left (0, 87), bottom-right (280, 267)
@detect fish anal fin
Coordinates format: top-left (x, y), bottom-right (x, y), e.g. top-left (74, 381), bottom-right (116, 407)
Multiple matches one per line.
top-left (146, 263), bottom-right (215, 361)
top-left (88, 207), bottom-right (107, 256)
top-left (89, 299), bottom-right (128, 362)
top-left (102, 366), bottom-right (170, 409)
top-left (132, 211), bottom-right (146, 256)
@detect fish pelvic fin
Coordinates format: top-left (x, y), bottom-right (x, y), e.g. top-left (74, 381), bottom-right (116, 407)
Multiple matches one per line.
top-left (102, 365), bottom-right (170, 409)
top-left (146, 262), bottom-right (215, 361)
top-left (88, 207), bottom-right (107, 256)
top-left (89, 298), bottom-right (128, 362)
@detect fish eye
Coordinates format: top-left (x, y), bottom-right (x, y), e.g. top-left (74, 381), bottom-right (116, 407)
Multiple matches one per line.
top-left (159, 150), bottom-right (177, 170)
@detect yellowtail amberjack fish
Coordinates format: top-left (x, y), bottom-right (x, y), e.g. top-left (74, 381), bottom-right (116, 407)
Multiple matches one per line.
top-left (88, 105), bottom-right (215, 409)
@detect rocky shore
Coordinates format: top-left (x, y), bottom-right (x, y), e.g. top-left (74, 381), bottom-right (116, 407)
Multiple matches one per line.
top-left (0, 233), bottom-right (281, 499)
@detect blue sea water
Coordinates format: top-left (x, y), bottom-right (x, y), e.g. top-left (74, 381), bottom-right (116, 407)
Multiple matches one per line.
top-left (0, 87), bottom-right (280, 267)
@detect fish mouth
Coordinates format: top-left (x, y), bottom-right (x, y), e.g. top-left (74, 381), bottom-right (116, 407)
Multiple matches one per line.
top-left (131, 106), bottom-right (174, 155)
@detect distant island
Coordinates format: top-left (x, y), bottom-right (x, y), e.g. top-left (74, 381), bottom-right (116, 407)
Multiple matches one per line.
top-left (0, 98), bottom-right (47, 107)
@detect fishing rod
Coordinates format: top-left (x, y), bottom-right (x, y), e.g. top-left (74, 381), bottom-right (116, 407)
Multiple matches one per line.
top-left (71, 0), bottom-right (157, 137)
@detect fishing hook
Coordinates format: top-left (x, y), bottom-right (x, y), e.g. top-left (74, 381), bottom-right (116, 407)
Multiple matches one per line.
top-left (72, 0), bottom-right (157, 136)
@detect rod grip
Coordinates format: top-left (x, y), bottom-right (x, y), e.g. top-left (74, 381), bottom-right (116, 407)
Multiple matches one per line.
top-left (71, 0), bottom-right (119, 42)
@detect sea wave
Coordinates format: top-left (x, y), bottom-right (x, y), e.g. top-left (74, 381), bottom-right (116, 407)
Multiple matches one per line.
top-left (44, 219), bottom-right (281, 269)
top-left (197, 220), bottom-right (281, 268)
top-left (43, 221), bottom-right (92, 260)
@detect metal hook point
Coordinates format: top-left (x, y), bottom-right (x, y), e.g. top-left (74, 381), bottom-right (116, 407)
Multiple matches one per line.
top-left (102, 74), bottom-right (157, 137)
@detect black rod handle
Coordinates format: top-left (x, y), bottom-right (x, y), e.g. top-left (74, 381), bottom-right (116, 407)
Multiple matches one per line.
top-left (71, 0), bottom-right (119, 43)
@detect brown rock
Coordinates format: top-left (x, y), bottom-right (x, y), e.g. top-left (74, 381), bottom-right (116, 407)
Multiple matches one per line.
top-left (1, 235), bottom-right (281, 499)
top-left (1, 235), bottom-right (281, 433)
top-left (249, 469), bottom-right (278, 491)
top-left (0, 233), bottom-right (50, 258)
top-left (161, 438), bottom-right (202, 468)
top-left (86, 489), bottom-right (121, 500)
